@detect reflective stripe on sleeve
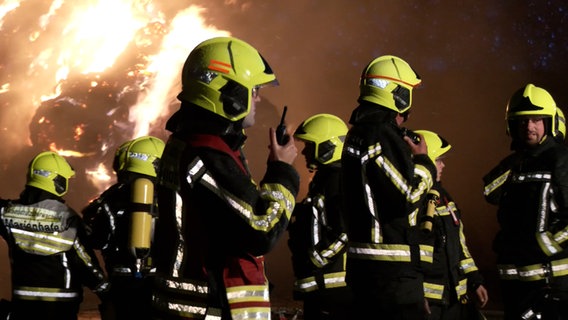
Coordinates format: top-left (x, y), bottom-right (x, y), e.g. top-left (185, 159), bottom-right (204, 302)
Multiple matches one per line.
top-left (484, 170), bottom-right (510, 197)
top-left (13, 286), bottom-right (80, 302)
top-left (423, 282), bottom-right (444, 300)
top-left (293, 271), bottom-right (347, 293)
top-left (498, 258), bottom-right (568, 281)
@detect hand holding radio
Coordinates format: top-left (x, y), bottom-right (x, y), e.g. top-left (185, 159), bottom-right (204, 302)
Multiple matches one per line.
top-left (268, 105), bottom-right (297, 165)
top-left (276, 106), bottom-right (290, 145)
top-left (401, 127), bottom-right (427, 156)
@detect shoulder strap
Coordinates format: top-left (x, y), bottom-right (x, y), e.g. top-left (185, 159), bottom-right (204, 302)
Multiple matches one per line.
top-left (187, 134), bottom-right (248, 174)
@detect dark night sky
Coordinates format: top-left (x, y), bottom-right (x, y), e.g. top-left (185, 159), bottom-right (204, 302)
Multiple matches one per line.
top-left (1, 0), bottom-right (568, 312)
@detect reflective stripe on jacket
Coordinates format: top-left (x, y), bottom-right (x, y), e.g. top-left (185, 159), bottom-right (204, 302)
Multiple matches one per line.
top-left (0, 198), bottom-right (109, 304)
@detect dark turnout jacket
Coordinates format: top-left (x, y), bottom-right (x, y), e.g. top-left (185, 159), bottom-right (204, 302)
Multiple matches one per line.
top-left (484, 136), bottom-right (568, 269)
top-left (288, 163), bottom-right (349, 298)
top-left (151, 111), bottom-right (299, 320)
top-left (421, 184), bottom-right (484, 305)
top-left (341, 104), bottom-right (437, 306)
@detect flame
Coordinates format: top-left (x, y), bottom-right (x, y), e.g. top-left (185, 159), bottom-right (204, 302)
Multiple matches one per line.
top-left (129, 6), bottom-right (230, 137)
top-left (49, 142), bottom-right (96, 157)
top-left (0, 83), bottom-right (9, 94)
top-left (0, 0), bottom-right (230, 194)
top-left (85, 162), bottom-right (113, 192)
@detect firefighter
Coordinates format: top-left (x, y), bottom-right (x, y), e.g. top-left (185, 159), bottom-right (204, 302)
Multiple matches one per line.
top-left (341, 55), bottom-right (437, 319)
top-left (288, 113), bottom-right (353, 320)
top-left (484, 106), bottom-right (567, 216)
top-left (0, 151), bottom-right (109, 320)
top-left (82, 135), bottom-right (165, 320)
top-left (415, 130), bottom-right (489, 319)
top-left (151, 36), bottom-right (299, 319)
top-left (483, 84), bottom-right (568, 319)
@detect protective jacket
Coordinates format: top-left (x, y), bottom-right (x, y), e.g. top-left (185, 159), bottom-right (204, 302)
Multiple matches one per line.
top-left (484, 136), bottom-right (568, 279)
top-left (82, 172), bottom-right (156, 319)
top-left (288, 163), bottom-right (349, 299)
top-left (151, 129), bottom-right (299, 319)
top-left (341, 104), bottom-right (437, 308)
top-left (421, 184), bottom-right (484, 306)
top-left (0, 187), bottom-right (108, 320)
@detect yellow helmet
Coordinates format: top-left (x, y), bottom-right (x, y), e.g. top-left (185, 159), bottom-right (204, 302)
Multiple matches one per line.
top-left (555, 108), bottom-right (566, 141)
top-left (358, 55), bottom-right (422, 114)
top-left (294, 113), bottom-right (348, 167)
top-left (506, 84), bottom-right (557, 136)
top-left (414, 130), bottom-right (451, 163)
top-left (26, 151), bottom-right (75, 197)
top-left (123, 136), bottom-right (165, 177)
top-left (112, 139), bottom-right (133, 173)
top-left (177, 36), bottom-right (278, 122)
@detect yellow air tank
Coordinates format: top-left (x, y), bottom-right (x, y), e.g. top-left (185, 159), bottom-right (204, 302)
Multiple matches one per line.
top-left (129, 177), bottom-right (154, 276)
top-left (420, 189), bottom-right (440, 233)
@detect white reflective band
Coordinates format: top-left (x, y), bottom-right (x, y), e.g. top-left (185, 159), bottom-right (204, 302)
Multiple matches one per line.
top-left (226, 286), bottom-right (269, 302)
top-left (344, 143), bottom-right (381, 164)
top-left (162, 278), bottom-right (208, 295)
top-left (349, 243), bottom-right (433, 263)
top-left (511, 172), bottom-right (551, 182)
top-left (294, 278), bottom-right (317, 291)
top-left (424, 282), bottom-right (444, 300)
top-left (14, 288), bottom-right (79, 299)
top-left (294, 273), bottom-right (347, 292)
top-left (186, 159), bottom-right (205, 184)
top-left (498, 258), bottom-right (568, 281)
top-left (349, 245), bottom-right (411, 261)
top-left (11, 228), bottom-right (74, 245)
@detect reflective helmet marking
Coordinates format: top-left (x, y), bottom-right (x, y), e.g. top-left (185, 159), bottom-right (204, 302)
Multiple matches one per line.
top-left (358, 55), bottom-right (421, 114)
top-left (118, 136), bottom-right (165, 177)
top-left (364, 75), bottom-right (422, 90)
top-left (26, 151), bottom-right (75, 197)
top-left (208, 59), bottom-right (232, 74)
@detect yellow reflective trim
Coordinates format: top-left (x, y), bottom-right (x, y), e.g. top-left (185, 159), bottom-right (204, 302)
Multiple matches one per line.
top-left (419, 244), bottom-right (434, 263)
top-left (456, 279), bottom-right (468, 297)
top-left (226, 285), bottom-right (269, 304)
top-left (155, 276), bottom-right (209, 296)
top-left (375, 157), bottom-right (433, 205)
top-left (348, 243), bottom-right (410, 262)
top-left (230, 307), bottom-right (271, 320)
top-left (536, 231), bottom-right (562, 256)
top-left (460, 258), bottom-right (478, 274)
top-left (152, 293), bottom-right (207, 318)
top-left (484, 170), bottom-right (510, 196)
top-left (498, 258), bottom-right (568, 281)
top-left (424, 282), bottom-right (444, 300)
top-left (554, 227), bottom-right (568, 246)
top-left (348, 242), bottom-right (430, 263)
top-left (294, 277), bottom-right (318, 292)
top-left (13, 286), bottom-right (80, 302)
top-left (294, 271), bottom-right (347, 292)
top-left (198, 170), bottom-right (295, 233)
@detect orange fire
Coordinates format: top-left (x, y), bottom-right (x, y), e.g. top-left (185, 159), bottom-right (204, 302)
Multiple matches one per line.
top-left (0, 0), bottom-right (230, 194)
